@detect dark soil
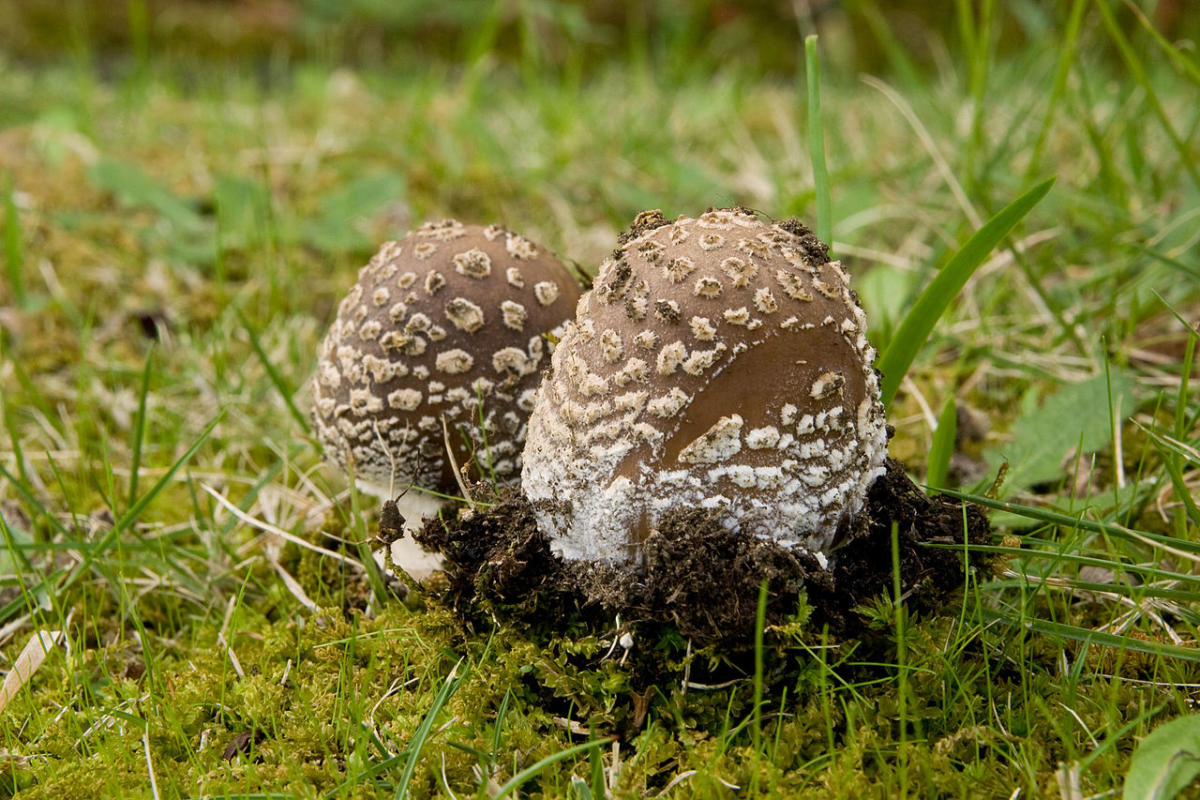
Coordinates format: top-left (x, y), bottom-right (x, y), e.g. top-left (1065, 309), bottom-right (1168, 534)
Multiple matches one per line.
top-left (414, 458), bottom-right (993, 644)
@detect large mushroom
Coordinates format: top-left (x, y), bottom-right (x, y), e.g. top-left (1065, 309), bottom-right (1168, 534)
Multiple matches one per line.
top-left (312, 219), bottom-right (581, 576)
top-left (521, 208), bottom-right (888, 566)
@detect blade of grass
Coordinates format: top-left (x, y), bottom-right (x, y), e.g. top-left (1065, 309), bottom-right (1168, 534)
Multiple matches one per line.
top-left (926, 396), bottom-right (957, 494)
top-left (940, 489), bottom-right (1200, 555)
top-left (1138, 243), bottom-right (1200, 281)
top-left (491, 738), bottom-right (615, 800)
top-left (1140, 427), bottom-right (1200, 530)
top-left (850, 1), bottom-right (923, 88)
top-left (572, 775), bottom-right (596, 800)
top-left (0, 463), bottom-right (72, 540)
top-left (1025, 0), bottom-right (1089, 181)
top-left (491, 688), bottom-right (512, 766)
top-left (1155, 291), bottom-right (1200, 341)
top-left (861, 75), bottom-right (981, 228)
top-left (127, 343), bottom-right (154, 509)
top-left (444, 739), bottom-right (491, 762)
top-left (980, 607), bottom-right (1200, 664)
top-left (61, 411), bottom-right (224, 593)
top-left (1119, 0), bottom-right (1200, 88)
top-left (516, 0), bottom-right (544, 90)
top-left (393, 658), bottom-right (469, 799)
top-left (986, 577), bottom-right (1200, 605)
top-left (0, 511), bottom-right (43, 630)
top-left (3, 177), bottom-right (25, 308)
top-left (346, 470), bottom-right (391, 607)
top-left (1071, 65), bottom-right (1127, 205)
top-left (1174, 328), bottom-right (1196, 442)
top-left (234, 307), bottom-right (310, 434)
top-left (1094, 0), bottom-right (1200, 192)
top-left (940, 543), bottom-right (1200, 589)
top-left (750, 579), bottom-right (768, 796)
top-left (114, 412), bottom-right (223, 535)
top-left (1143, 303), bottom-right (1200, 540)
top-left (1137, 418), bottom-right (1200, 469)
top-left (891, 521), bottom-right (908, 800)
top-left (1078, 702), bottom-right (1167, 772)
top-left (588, 730), bottom-right (606, 800)
top-left (0, 383), bottom-right (32, 491)
top-left (1102, 352), bottom-right (1122, 514)
top-left (804, 35), bottom-right (831, 250)
top-left (877, 176), bottom-right (1055, 406)
top-left (818, 627), bottom-right (835, 751)
top-left (956, 0), bottom-right (994, 194)
top-left (459, 0), bottom-right (505, 104)
top-left (3, 350), bottom-right (55, 424)
top-left (126, 0), bottom-right (150, 92)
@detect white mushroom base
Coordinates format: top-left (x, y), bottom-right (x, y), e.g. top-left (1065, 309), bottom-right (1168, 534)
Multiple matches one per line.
top-left (523, 432), bottom-right (885, 566)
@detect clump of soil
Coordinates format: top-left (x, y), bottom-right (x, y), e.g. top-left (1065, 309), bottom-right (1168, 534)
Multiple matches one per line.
top-left (415, 458), bottom-right (992, 643)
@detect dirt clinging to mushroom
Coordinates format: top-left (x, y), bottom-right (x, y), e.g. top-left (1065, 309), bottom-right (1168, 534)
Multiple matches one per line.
top-left (415, 458), bottom-right (993, 642)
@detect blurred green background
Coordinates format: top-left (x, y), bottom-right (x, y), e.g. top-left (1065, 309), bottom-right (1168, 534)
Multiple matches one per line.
top-left (1, 0), bottom-right (1194, 81)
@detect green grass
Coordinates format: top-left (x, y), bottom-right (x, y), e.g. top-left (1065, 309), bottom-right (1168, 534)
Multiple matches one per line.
top-left (804, 34), bottom-right (832, 251)
top-left (1, 1), bottom-right (1200, 797)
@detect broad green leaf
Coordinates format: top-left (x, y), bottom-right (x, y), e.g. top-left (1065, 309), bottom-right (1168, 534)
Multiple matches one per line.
top-left (89, 158), bottom-right (217, 265)
top-left (303, 172), bottom-right (406, 253)
top-left (88, 158), bottom-right (206, 234)
top-left (877, 176), bottom-right (1055, 406)
top-left (982, 369), bottom-right (1135, 498)
top-left (1123, 714), bottom-right (1200, 800)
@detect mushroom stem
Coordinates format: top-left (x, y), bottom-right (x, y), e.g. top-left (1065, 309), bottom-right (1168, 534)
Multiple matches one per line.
top-left (363, 487), bottom-right (448, 581)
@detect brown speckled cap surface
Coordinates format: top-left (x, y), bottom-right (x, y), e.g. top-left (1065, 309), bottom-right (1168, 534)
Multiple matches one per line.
top-left (521, 208), bottom-right (888, 565)
top-left (312, 220), bottom-right (581, 494)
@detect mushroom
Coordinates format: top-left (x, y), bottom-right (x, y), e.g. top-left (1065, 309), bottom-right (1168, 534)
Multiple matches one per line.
top-left (312, 219), bottom-right (581, 576)
top-left (521, 208), bottom-right (888, 566)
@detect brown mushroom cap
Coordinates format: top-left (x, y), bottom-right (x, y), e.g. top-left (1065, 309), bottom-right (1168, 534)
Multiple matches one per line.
top-left (312, 220), bottom-right (581, 495)
top-left (521, 208), bottom-right (888, 565)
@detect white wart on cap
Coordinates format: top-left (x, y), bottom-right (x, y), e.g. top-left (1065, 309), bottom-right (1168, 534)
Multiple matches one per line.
top-left (521, 208), bottom-right (888, 565)
top-left (312, 219), bottom-right (581, 499)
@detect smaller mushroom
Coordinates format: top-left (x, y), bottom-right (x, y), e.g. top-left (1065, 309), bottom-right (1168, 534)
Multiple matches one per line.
top-left (312, 220), bottom-right (581, 578)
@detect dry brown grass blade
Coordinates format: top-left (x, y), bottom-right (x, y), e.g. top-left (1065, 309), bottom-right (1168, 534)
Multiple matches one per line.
top-left (201, 483), bottom-right (366, 570)
top-left (0, 630), bottom-right (64, 714)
